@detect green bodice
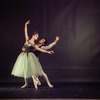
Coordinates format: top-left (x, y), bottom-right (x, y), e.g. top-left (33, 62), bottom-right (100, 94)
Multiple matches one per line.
top-left (23, 40), bottom-right (35, 53)
top-left (23, 45), bottom-right (34, 53)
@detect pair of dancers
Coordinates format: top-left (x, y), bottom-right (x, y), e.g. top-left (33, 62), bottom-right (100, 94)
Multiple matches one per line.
top-left (11, 20), bottom-right (59, 89)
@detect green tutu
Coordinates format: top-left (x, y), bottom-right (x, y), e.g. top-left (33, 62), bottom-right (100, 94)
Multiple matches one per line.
top-left (11, 52), bottom-right (43, 78)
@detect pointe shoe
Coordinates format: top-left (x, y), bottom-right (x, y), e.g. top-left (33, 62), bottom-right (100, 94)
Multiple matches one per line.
top-left (37, 80), bottom-right (41, 86)
top-left (48, 84), bottom-right (54, 88)
top-left (35, 77), bottom-right (41, 86)
top-left (38, 81), bottom-right (41, 86)
top-left (34, 80), bottom-right (38, 89)
top-left (21, 84), bottom-right (28, 88)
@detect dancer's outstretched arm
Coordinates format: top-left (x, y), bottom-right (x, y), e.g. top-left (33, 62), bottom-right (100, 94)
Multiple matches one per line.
top-left (34, 45), bottom-right (54, 54)
top-left (41, 36), bottom-right (60, 50)
top-left (24, 20), bottom-right (30, 41)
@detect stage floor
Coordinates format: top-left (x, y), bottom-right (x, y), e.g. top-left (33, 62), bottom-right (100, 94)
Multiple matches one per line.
top-left (0, 82), bottom-right (100, 99)
top-left (0, 98), bottom-right (100, 100)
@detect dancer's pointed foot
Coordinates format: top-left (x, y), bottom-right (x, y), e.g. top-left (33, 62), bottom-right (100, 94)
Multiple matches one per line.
top-left (34, 80), bottom-right (38, 89)
top-left (34, 82), bottom-right (38, 89)
top-left (21, 84), bottom-right (28, 88)
top-left (37, 80), bottom-right (41, 86)
top-left (35, 77), bottom-right (41, 86)
top-left (48, 84), bottom-right (54, 88)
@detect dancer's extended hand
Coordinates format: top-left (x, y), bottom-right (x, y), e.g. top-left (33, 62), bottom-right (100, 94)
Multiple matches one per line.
top-left (48, 50), bottom-right (54, 54)
top-left (25, 20), bottom-right (30, 25)
top-left (22, 46), bottom-right (25, 51)
top-left (55, 36), bottom-right (60, 43)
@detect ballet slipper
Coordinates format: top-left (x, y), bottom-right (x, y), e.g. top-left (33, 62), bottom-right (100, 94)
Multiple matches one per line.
top-left (21, 84), bottom-right (28, 88)
top-left (48, 84), bottom-right (54, 88)
top-left (36, 80), bottom-right (41, 86)
top-left (37, 81), bottom-right (41, 85)
top-left (34, 77), bottom-right (41, 86)
top-left (34, 80), bottom-right (38, 89)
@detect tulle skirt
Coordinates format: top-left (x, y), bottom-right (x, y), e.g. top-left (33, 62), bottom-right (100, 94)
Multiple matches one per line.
top-left (11, 52), bottom-right (43, 78)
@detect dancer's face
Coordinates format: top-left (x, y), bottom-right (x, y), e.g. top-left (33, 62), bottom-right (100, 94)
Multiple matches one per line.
top-left (32, 33), bottom-right (39, 40)
top-left (39, 39), bottom-right (46, 45)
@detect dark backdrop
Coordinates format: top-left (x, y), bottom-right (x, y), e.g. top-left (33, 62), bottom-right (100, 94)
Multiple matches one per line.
top-left (0, 0), bottom-right (100, 83)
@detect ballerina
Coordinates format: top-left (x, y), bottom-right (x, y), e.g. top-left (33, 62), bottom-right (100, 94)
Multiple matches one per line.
top-left (11, 20), bottom-right (54, 89)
